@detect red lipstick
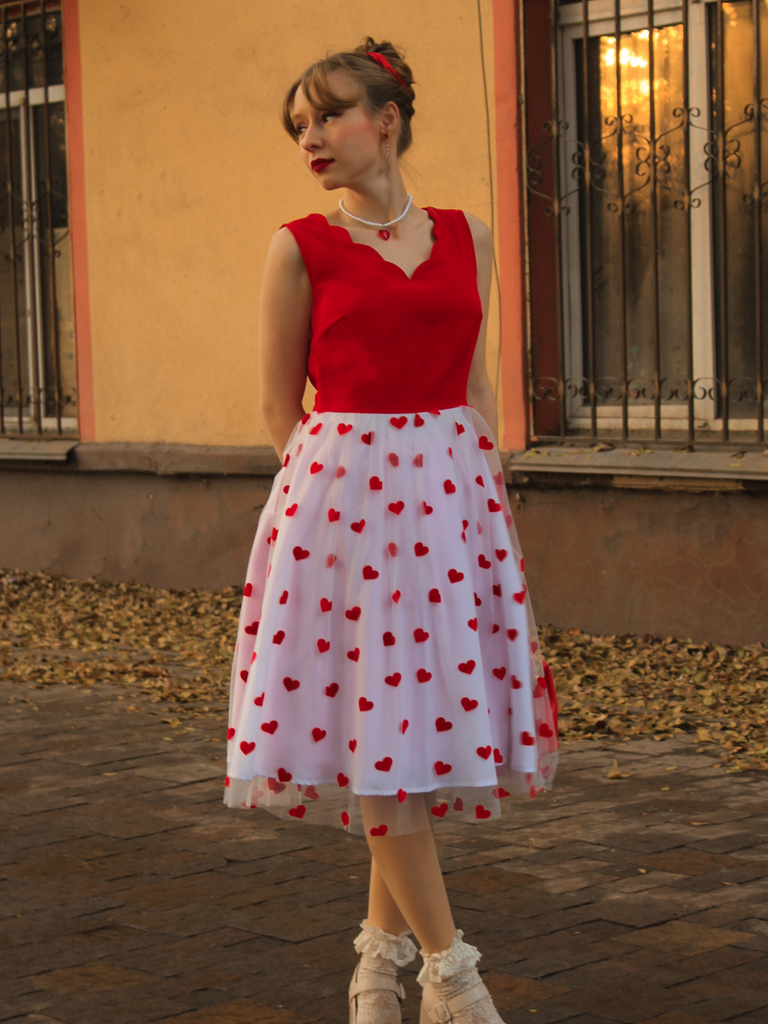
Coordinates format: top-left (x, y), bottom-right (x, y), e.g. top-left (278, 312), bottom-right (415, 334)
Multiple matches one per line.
top-left (311, 158), bottom-right (334, 172)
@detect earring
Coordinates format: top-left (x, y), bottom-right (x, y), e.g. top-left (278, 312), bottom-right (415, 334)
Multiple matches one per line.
top-left (385, 135), bottom-right (390, 170)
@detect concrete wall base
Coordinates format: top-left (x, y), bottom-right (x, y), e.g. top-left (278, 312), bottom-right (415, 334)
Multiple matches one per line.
top-left (2, 467), bottom-right (765, 646)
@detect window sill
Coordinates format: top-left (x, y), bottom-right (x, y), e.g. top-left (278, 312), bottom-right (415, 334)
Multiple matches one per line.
top-left (504, 445), bottom-right (768, 491)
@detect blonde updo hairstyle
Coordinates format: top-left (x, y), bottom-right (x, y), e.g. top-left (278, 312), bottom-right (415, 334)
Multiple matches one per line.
top-left (282, 37), bottom-right (416, 156)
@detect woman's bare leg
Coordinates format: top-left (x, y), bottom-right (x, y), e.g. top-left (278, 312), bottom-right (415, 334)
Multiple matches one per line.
top-left (367, 856), bottom-right (410, 935)
top-left (360, 794), bottom-right (457, 954)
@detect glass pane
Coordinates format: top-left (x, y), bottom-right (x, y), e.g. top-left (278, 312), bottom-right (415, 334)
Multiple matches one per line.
top-left (576, 24), bottom-right (689, 406)
top-left (710, 0), bottom-right (768, 419)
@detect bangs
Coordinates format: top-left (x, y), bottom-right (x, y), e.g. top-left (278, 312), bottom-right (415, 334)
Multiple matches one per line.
top-left (282, 61), bottom-right (363, 142)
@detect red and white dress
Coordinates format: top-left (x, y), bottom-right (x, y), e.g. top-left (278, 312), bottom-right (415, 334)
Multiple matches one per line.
top-left (223, 207), bottom-right (559, 836)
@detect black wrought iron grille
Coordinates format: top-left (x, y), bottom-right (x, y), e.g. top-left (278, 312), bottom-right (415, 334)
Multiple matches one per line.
top-left (521, 0), bottom-right (768, 446)
top-left (0, 2), bottom-right (74, 438)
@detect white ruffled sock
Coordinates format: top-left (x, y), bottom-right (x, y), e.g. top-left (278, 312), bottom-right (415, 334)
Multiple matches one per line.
top-left (417, 931), bottom-right (505, 1024)
top-left (352, 919), bottom-right (418, 1024)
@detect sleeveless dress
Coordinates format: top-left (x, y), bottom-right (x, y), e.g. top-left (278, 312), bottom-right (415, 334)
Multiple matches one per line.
top-left (223, 207), bottom-right (558, 837)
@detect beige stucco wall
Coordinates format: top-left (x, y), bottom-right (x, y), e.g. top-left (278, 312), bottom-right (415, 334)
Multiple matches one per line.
top-left (77, 0), bottom-right (499, 446)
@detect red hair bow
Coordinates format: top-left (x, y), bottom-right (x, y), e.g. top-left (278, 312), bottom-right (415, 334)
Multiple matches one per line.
top-left (368, 51), bottom-right (410, 96)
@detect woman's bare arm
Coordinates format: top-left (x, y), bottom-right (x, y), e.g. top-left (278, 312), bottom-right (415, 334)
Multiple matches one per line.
top-left (258, 227), bottom-right (312, 459)
top-left (463, 212), bottom-right (498, 445)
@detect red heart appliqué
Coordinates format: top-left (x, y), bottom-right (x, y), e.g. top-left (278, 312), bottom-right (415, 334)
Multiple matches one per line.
top-left (423, 501), bottom-right (433, 514)
top-left (320, 597), bottom-right (332, 612)
top-left (414, 542), bottom-right (429, 557)
top-left (492, 666), bottom-right (507, 680)
top-left (511, 675), bottom-right (522, 689)
top-left (521, 731), bottom-right (535, 745)
top-left (277, 767), bottom-right (292, 781)
top-left (285, 503), bottom-right (298, 516)
top-left (309, 423), bottom-right (323, 435)
top-left (351, 519), bottom-right (365, 533)
top-left (327, 508), bottom-right (341, 523)
top-left (453, 797), bottom-right (464, 811)
top-left (369, 476), bottom-right (383, 490)
top-left (388, 542), bottom-right (398, 556)
top-left (413, 628), bottom-right (429, 642)
top-left (456, 422), bottom-right (466, 434)
top-left (283, 677), bottom-right (300, 691)
top-left (325, 682), bottom-right (339, 697)
top-left (244, 621), bottom-right (259, 635)
top-left (240, 670), bottom-right (248, 682)
top-left (227, 727), bottom-right (236, 739)
top-left (338, 423), bottom-right (353, 434)
top-left (495, 549), bottom-right (508, 561)
top-left (361, 431), bottom-right (374, 444)
top-left (431, 803), bottom-right (448, 817)
top-left (254, 693), bottom-right (264, 706)
top-left (401, 719), bottom-right (409, 733)
top-left (359, 697), bottom-right (374, 711)
top-left (317, 639), bottom-right (330, 653)
top-left (370, 824), bottom-right (388, 836)
top-left (383, 632), bottom-right (396, 646)
top-left (279, 591), bottom-right (289, 604)
top-left (273, 630), bottom-right (285, 644)
top-left (388, 452), bottom-right (399, 466)
top-left (398, 788), bottom-right (407, 803)
top-left (312, 727), bottom-right (327, 742)
top-left (390, 416), bottom-right (408, 429)
top-left (487, 499), bottom-right (501, 513)
top-left (478, 554), bottom-right (491, 569)
top-left (243, 583), bottom-right (253, 597)
top-left (341, 811), bottom-right (350, 825)
top-left (349, 739), bottom-right (357, 752)
top-left (435, 717), bottom-right (453, 732)
top-left (392, 590), bottom-right (401, 603)
top-left (416, 668), bottom-right (432, 683)
top-left (434, 761), bottom-right (452, 776)
top-left (461, 697), bottom-right (479, 712)
top-left (475, 804), bottom-right (492, 819)
top-left (375, 757), bottom-right (393, 772)
top-left (293, 546), bottom-right (310, 560)
top-left (429, 588), bottom-right (441, 602)
top-left (478, 436), bottom-right (494, 450)
top-left (458, 660), bottom-right (476, 674)
top-left (347, 648), bottom-right (360, 661)
top-left (414, 453), bottom-right (424, 466)
top-left (338, 772), bottom-right (349, 787)
top-left (385, 672), bottom-right (402, 687)
top-left (345, 606), bottom-right (361, 620)
top-left (414, 413), bottom-right (425, 426)
top-left (239, 740), bottom-right (255, 755)
top-left (261, 720), bottom-right (278, 734)
top-left (288, 805), bottom-right (307, 818)
top-left (513, 588), bottom-right (527, 604)
top-left (444, 479), bottom-right (456, 494)
top-left (448, 569), bottom-right (464, 583)
top-left (467, 618), bottom-right (478, 631)
top-left (310, 462), bottom-right (323, 474)
top-left (388, 500), bottom-right (404, 515)
top-left (476, 745), bottom-right (491, 759)
top-left (362, 565), bottom-right (379, 579)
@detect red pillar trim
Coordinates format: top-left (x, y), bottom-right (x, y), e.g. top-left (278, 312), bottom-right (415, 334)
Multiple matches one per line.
top-left (493, 0), bottom-right (529, 451)
top-left (61, 0), bottom-right (95, 441)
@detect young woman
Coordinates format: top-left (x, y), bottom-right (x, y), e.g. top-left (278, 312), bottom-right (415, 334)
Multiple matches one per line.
top-left (223, 37), bottom-right (559, 1024)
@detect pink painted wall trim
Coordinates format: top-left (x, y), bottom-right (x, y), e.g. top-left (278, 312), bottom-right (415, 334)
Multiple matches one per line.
top-left (493, 0), bottom-right (529, 451)
top-left (62, 0), bottom-right (95, 441)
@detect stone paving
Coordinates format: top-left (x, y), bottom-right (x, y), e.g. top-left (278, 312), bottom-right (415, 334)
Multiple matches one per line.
top-left (2, 676), bottom-right (768, 1024)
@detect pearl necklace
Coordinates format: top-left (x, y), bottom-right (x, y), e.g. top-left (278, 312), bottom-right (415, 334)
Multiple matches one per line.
top-left (338, 193), bottom-right (413, 240)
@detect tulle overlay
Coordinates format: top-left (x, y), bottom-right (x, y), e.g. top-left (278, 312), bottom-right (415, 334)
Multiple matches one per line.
top-left (223, 404), bottom-right (558, 835)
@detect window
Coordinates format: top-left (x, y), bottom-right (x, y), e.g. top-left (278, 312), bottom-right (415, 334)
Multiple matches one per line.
top-left (523, 0), bottom-right (768, 445)
top-left (0, 2), bottom-right (76, 438)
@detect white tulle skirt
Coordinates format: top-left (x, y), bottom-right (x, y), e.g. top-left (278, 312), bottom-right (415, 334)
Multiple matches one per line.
top-left (223, 404), bottom-right (558, 836)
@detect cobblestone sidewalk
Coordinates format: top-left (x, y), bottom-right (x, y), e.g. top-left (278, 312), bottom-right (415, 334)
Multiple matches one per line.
top-left (2, 677), bottom-right (768, 1024)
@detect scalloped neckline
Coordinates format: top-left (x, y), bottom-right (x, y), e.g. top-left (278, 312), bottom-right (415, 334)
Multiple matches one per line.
top-left (320, 206), bottom-right (439, 282)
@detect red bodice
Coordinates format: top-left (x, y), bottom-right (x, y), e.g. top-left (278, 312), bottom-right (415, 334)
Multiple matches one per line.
top-left (279, 207), bottom-right (483, 413)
